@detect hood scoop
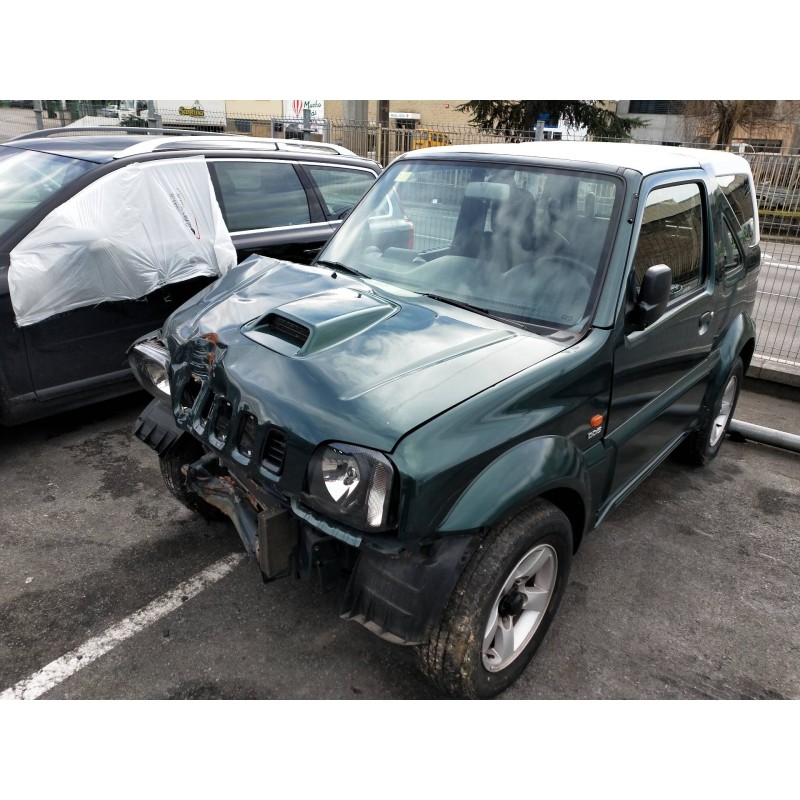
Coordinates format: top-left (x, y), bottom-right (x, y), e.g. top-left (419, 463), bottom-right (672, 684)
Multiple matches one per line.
top-left (241, 287), bottom-right (398, 356)
top-left (257, 313), bottom-right (311, 348)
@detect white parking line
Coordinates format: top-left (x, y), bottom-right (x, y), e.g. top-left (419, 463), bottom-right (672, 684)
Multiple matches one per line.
top-left (0, 552), bottom-right (245, 700)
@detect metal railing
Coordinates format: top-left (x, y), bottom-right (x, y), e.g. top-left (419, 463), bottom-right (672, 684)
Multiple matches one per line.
top-left (748, 151), bottom-right (800, 366)
top-left (2, 105), bottom-right (798, 367)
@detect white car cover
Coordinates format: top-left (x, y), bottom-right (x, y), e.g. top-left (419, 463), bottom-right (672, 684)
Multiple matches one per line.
top-left (8, 156), bottom-right (237, 327)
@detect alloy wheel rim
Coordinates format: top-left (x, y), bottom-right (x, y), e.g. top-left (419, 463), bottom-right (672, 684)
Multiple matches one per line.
top-left (709, 375), bottom-right (738, 448)
top-left (482, 543), bottom-right (557, 672)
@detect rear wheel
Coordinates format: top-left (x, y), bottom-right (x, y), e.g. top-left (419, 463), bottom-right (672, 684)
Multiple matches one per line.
top-left (417, 499), bottom-right (572, 699)
top-left (680, 358), bottom-right (744, 466)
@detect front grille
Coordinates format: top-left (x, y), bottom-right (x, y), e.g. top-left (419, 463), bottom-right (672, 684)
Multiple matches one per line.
top-left (198, 391), bottom-right (215, 426)
top-left (214, 399), bottom-right (233, 442)
top-left (237, 413), bottom-right (259, 459)
top-left (189, 335), bottom-right (223, 377)
top-left (180, 376), bottom-right (202, 411)
top-left (189, 348), bottom-right (209, 376)
top-left (262, 428), bottom-right (287, 474)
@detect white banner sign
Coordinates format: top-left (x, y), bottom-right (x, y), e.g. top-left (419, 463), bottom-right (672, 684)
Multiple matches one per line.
top-left (283, 100), bottom-right (325, 120)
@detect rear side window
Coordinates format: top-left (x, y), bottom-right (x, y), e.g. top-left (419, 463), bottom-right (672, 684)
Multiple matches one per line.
top-left (0, 146), bottom-right (94, 240)
top-left (211, 161), bottom-right (310, 232)
top-left (717, 173), bottom-right (757, 247)
top-left (714, 214), bottom-right (744, 275)
top-left (632, 182), bottom-right (705, 302)
top-left (305, 166), bottom-right (375, 219)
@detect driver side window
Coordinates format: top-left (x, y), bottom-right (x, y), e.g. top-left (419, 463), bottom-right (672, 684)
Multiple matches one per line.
top-left (632, 182), bottom-right (705, 302)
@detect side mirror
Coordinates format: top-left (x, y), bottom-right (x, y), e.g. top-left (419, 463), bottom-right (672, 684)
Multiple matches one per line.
top-left (633, 264), bottom-right (672, 330)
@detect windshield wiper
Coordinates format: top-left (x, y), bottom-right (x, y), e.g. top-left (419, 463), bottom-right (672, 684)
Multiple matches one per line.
top-left (422, 293), bottom-right (527, 330)
top-left (422, 293), bottom-right (490, 315)
top-left (315, 259), bottom-right (368, 279)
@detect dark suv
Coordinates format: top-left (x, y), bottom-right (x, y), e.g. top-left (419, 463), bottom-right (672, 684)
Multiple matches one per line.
top-left (131, 141), bottom-right (760, 698)
top-left (0, 127), bottom-right (380, 424)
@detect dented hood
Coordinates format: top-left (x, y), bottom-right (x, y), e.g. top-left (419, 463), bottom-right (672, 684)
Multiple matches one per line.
top-left (164, 257), bottom-right (568, 452)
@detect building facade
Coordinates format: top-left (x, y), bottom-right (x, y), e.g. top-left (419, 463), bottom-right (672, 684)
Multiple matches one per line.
top-left (617, 100), bottom-right (800, 153)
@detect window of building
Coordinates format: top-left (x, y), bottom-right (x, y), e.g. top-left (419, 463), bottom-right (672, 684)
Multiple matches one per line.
top-left (738, 139), bottom-right (782, 153)
top-left (628, 101), bottom-right (685, 115)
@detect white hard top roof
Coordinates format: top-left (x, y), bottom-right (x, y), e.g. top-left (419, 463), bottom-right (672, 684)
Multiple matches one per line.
top-left (401, 140), bottom-right (752, 177)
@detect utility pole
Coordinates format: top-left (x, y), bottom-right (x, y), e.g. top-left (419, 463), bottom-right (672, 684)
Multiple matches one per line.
top-left (146, 100), bottom-right (161, 129)
top-left (343, 101), bottom-right (369, 156)
top-left (377, 100), bottom-right (390, 165)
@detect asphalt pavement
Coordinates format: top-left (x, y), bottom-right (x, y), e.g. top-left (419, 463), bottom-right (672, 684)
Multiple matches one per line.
top-left (0, 380), bottom-right (797, 700)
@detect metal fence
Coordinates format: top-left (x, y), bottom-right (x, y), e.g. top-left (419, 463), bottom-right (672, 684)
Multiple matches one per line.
top-left (1, 104), bottom-right (798, 367)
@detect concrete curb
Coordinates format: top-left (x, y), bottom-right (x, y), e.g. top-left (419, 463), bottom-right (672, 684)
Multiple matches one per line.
top-left (747, 355), bottom-right (800, 389)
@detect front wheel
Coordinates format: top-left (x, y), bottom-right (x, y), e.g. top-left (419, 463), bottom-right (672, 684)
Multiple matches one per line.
top-left (159, 438), bottom-right (223, 521)
top-left (417, 499), bottom-right (573, 699)
top-left (680, 357), bottom-right (744, 466)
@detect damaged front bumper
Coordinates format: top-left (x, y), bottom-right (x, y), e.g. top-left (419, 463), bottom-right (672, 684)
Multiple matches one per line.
top-left (134, 398), bottom-right (479, 646)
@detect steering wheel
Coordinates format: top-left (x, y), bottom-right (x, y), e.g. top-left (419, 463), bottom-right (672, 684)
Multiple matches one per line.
top-left (534, 254), bottom-right (596, 285)
top-left (553, 230), bottom-right (570, 250)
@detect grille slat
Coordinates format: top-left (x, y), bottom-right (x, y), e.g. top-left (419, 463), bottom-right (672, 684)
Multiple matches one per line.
top-left (214, 400), bottom-right (233, 442)
top-left (180, 376), bottom-right (202, 411)
top-left (238, 413), bottom-right (259, 459)
top-left (262, 428), bottom-right (287, 474)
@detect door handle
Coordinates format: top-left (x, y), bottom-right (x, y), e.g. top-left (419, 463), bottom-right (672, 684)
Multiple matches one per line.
top-left (699, 311), bottom-right (714, 334)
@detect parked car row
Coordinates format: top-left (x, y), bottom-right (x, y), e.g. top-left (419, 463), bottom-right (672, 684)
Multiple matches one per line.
top-left (0, 127), bottom-right (380, 424)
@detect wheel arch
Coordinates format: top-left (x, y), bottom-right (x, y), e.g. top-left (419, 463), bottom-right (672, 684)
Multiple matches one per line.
top-left (436, 435), bottom-right (592, 551)
top-left (706, 312), bottom-right (756, 406)
top-left (539, 487), bottom-right (587, 553)
top-left (739, 334), bottom-right (756, 374)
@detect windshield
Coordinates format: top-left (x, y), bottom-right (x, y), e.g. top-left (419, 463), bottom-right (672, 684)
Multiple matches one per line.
top-left (319, 159), bottom-right (623, 331)
top-left (0, 146), bottom-right (95, 240)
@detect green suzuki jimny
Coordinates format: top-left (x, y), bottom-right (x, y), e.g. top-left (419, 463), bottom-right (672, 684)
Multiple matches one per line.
top-left (131, 142), bottom-right (760, 698)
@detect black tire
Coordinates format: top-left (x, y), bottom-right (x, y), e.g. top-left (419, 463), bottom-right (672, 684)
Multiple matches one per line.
top-left (680, 357), bottom-right (744, 466)
top-left (159, 439), bottom-right (224, 521)
top-left (417, 499), bottom-right (573, 699)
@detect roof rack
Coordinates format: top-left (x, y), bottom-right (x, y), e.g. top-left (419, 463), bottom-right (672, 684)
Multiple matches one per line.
top-left (153, 137), bottom-right (358, 156)
top-left (8, 126), bottom-right (368, 161)
top-left (9, 126), bottom-right (228, 141)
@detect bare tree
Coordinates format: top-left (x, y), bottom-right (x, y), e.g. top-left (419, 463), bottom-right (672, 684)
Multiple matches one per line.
top-left (681, 101), bottom-right (800, 148)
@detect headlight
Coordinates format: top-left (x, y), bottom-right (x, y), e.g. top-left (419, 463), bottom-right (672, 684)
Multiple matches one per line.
top-left (306, 443), bottom-right (395, 532)
top-left (129, 338), bottom-right (171, 402)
